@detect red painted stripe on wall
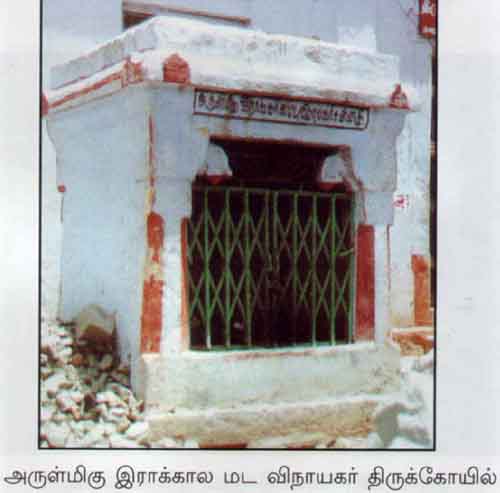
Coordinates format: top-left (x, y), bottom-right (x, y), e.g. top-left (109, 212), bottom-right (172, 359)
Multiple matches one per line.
top-left (140, 276), bottom-right (164, 353)
top-left (412, 254), bottom-right (433, 326)
top-left (140, 211), bottom-right (165, 353)
top-left (355, 225), bottom-right (375, 340)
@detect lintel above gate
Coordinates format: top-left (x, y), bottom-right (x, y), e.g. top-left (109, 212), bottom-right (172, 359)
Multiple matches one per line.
top-left (44, 16), bottom-right (417, 116)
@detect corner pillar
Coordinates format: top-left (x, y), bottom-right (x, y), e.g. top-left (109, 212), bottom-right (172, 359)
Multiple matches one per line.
top-left (153, 178), bottom-right (192, 355)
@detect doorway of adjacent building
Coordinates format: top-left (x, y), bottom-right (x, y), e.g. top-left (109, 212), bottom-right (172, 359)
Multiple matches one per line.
top-left (187, 138), bottom-right (355, 350)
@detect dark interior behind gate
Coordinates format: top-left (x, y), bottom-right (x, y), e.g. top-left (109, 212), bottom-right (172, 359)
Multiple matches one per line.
top-left (187, 139), bottom-right (355, 350)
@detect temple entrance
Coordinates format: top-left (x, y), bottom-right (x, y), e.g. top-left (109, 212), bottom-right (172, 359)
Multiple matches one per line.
top-left (187, 139), bottom-right (355, 350)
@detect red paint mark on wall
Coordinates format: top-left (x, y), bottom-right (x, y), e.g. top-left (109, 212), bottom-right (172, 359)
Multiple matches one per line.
top-left (355, 225), bottom-right (375, 341)
top-left (412, 254), bottom-right (433, 326)
top-left (163, 54), bottom-right (191, 84)
top-left (124, 57), bottom-right (144, 85)
top-left (140, 211), bottom-right (165, 353)
top-left (419, 0), bottom-right (437, 38)
top-left (140, 276), bottom-right (164, 353)
top-left (391, 328), bottom-right (434, 355)
top-left (57, 185), bottom-right (66, 193)
top-left (41, 93), bottom-right (49, 116)
top-left (393, 194), bottom-right (410, 209)
top-left (205, 174), bottom-right (230, 185)
top-left (49, 60), bottom-right (144, 110)
top-left (147, 212), bottom-right (164, 264)
top-left (390, 84), bottom-right (410, 110)
top-left (50, 72), bottom-right (123, 110)
top-left (317, 181), bottom-right (347, 192)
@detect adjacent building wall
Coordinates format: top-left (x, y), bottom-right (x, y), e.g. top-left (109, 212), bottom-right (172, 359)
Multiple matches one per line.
top-left (376, 0), bottom-right (433, 326)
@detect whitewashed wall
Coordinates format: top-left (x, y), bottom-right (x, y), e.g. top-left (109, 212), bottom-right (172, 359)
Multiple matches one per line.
top-left (47, 88), bottom-right (149, 366)
top-left (376, 0), bottom-right (433, 326)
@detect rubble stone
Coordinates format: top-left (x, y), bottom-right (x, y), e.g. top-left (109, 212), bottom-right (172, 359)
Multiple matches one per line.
top-left (125, 421), bottom-right (149, 440)
top-left (40, 335), bottom-right (59, 361)
top-left (101, 422), bottom-right (117, 437)
top-left (108, 407), bottom-right (128, 422)
top-left (51, 411), bottom-right (68, 423)
top-left (116, 417), bottom-right (131, 433)
top-left (45, 372), bottom-right (69, 397)
top-left (81, 420), bottom-right (98, 433)
top-left (110, 372), bottom-right (129, 386)
top-left (45, 422), bottom-right (71, 448)
top-left (41, 405), bottom-right (56, 423)
top-left (99, 354), bottom-right (114, 371)
top-left (116, 366), bottom-right (130, 376)
top-left (93, 373), bottom-right (109, 391)
top-left (83, 392), bottom-right (97, 412)
top-left (59, 336), bottom-right (72, 346)
top-left (71, 353), bottom-right (85, 367)
top-left (128, 406), bottom-right (142, 422)
top-left (70, 390), bottom-right (84, 404)
top-left (111, 406), bottom-right (128, 416)
top-left (75, 304), bottom-right (115, 347)
top-left (64, 365), bottom-right (79, 383)
top-left (56, 391), bottom-right (78, 413)
top-left (66, 433), bottom-right (84, 448)
top-left (79, 427), bottom-right (107, 447)
top-left (108, 383), bottom-right (131, 401)
top-left (96, 403), bottom-right (109, 420)
top-left (87, 355), bottom-right (97, 367)
top-left (96, 390), bottom-right (123, 408)
top-left (58, 347), bottom-right (73, 363)
top-left (40, 367), bottom-right (54, 380)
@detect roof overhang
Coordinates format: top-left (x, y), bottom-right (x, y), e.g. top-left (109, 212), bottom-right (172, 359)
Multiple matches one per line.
top-left (44, 16), bottom-right (417, 116)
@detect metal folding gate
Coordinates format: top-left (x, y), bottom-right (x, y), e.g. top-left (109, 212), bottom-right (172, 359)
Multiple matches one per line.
top-left (187, 185), bottom-right (355, 350)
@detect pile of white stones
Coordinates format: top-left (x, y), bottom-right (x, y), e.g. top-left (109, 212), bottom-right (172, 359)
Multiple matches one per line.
top-left (40, 319), bottom-right (155, 448)
top-left (38, 316), bottom-right (379, 450)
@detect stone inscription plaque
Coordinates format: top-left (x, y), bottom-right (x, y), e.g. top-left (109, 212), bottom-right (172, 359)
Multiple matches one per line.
top-left (193, 89), bottom-right (369, 130)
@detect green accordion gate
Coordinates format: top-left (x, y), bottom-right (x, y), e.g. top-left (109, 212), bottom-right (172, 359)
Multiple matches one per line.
top-left (187, 185), bottom-right (356, 350)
